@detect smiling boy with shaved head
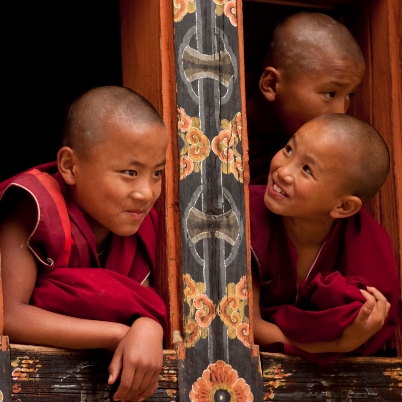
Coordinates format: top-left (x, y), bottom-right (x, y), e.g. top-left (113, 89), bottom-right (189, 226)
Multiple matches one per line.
top-left (0, 86), bottom-right (169, 401)
top-left (247, 11), bottom-right (365, 184)
top-left (250, 114), bottom-right (399, 365)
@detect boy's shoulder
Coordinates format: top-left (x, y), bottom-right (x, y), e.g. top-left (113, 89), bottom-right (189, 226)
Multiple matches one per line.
top-left (347, 208), bottom-right (392, 242)
top-left (0, 162), bottom-right (59, 195)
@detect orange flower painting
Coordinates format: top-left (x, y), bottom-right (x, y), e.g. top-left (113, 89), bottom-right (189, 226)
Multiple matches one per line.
top-left (190, 360), bottom-right (253, 401)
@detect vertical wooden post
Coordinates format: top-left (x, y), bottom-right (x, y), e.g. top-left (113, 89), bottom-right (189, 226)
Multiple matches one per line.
top-left (172, 0), bottom-right (263, 400)
top-left (347, 0), bottom-right (402, 353)
top-left (0, 254), bottom-right (12, 401)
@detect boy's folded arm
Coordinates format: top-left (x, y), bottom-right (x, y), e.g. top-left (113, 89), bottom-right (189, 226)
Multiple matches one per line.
top-left (252, 273), bottom-right (390, 354)
top-left (290, 286), bottom-right (390, 354)
top-left (0, 196), bottom-right (129, 350)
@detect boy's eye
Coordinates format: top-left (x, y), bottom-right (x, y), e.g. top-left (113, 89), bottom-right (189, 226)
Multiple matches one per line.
top-left (324, 92), bottom-right (335, 99)
top-left (154, 169), bottom-right (165, 178)
top-left (123, 170), bottom-right (137, 177)
top-left (346, 93), bottom-right (355, 100)
top-left (303, 165), bottom-right (313, 176)
top-left (284, 145), bottom-right (292, 155)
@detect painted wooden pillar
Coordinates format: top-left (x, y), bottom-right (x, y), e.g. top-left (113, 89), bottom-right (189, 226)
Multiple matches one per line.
top-left (0, 255), bottom-right (12, 401)
top-left (172, 1), bottom-right (263, 400)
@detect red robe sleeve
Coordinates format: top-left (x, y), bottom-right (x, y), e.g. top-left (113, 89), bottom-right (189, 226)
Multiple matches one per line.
top-left (0, 164), bottom-right (168, 334)
top-left (250, 185), bottom-right (399, 366)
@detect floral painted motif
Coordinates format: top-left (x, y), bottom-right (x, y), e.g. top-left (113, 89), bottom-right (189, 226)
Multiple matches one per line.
top-left (219, 276), bottom-right (250, 347)
top-left (188, 128), bottom-right (211, 162)
top-left (184, 274), bottom-right (217, 347)
top-left (174, 0), bottom-right (196, 23)
top-left (178, 107), bottom-right (211, 180)
top-left (212, 129), bottom-right (235, 163)
top-left (190, 360), bottom-right (254, 401)
top-left (178, 107), bottom-right (192, 132)
top-left (180, 155), bottom-right (194, 180)
top-left (214, 0), bottom-right (237, 27)
top-left (212, 112), bottom-right (244, 182)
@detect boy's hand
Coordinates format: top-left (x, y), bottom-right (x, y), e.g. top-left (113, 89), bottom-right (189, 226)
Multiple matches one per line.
top-left (108, 317), bottom-right (164, 402)
top-left (336, 286), bottom-right (390, 352)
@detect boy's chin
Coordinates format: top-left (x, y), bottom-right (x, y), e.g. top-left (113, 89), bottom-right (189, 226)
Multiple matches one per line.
top-left (111, 223), bottom-right (142, 237)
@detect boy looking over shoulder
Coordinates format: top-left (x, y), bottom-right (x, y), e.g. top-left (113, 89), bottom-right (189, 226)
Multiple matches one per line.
top-left (250, 113), bottom-right (399, 365)
top-left (0, 86), bottom-right (169, 401)
top-left (247, 12), bottom-right (365, 184)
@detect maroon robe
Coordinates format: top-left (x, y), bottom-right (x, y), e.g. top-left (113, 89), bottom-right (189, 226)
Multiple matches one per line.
top-left (0, 162), bottom-right (168, 333)
top-left (250, 185), bottom-right (399, 365)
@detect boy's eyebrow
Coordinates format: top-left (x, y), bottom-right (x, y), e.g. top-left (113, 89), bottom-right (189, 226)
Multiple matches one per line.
top-left (128, 159), bottom-right (167, 168)
top-left (293, 136), bottom-right (321, 169)
top-left (324, 80), bottom-right (359, 88)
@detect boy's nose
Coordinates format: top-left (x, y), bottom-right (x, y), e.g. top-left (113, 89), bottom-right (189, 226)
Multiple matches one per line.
top-left (277, 167), bottom-right (294, 184)
top-left (330, 99), bottom-right (348, 114)
top-left (132, 181), bottom-right (154, 202)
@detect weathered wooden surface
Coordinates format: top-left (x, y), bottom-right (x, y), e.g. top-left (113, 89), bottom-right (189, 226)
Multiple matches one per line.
top-left (1, 336), bottom-right (12, 402)
top-left (261, 352), bottom-right (402, 401)
top-left (173, 0), bottom-right (263, 400)
top-left (8, 345), bottom-right (178, 401)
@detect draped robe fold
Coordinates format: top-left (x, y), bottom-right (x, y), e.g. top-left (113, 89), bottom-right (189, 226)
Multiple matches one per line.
top-left (250, 185), bottom-right (399, 365)
top-left (0, 162), bottom-right (168, 334)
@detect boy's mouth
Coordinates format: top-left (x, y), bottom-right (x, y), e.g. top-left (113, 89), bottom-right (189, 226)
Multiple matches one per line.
top-left (126, 209), bottom-right (147, 219)
top-left (273, 183), bottom-right (285, 195)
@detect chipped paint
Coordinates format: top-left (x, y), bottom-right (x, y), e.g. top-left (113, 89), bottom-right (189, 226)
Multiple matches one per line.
top-left (263, 362), bottom-right (292, 400)
top-left (384, 367), bottom-right (402, 384)
top-left (10, 356), bottom-right (42, 383)
top-left (166, 353), bottom-right (178, 361)
top-left (263, 363), bottom-right (292, 379)
top-left (12, 383), bottom-right (21, 394)
top-left (167, 389), bottom-right (177, 396)
top-left (160, 374), bottom-right (178, 382)
top-left (12, 368), bottom-right (26, 381)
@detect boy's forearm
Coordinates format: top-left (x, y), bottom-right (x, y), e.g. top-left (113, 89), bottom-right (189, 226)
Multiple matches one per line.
top-left (253, 316), bottom-right (291, 346)
top-left (4, 303), bottom-right (130, 350)
top-left (254, 316), bottom-right (357, 354)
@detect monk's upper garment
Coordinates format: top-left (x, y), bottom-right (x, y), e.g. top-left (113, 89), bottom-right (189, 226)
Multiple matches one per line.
top-left (250, 185), bottom-right (399, 365)
top-left (0, 162), bottom-right (168, 333)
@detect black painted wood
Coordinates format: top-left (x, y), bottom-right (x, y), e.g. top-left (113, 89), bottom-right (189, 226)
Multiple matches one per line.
top-left (173, 1), bottom-right (263, 400)
top-left (261, 353), bottom-right (402, 401)
top-left (1, 336), bottom-right (12, 402)
top-left (8, 345), bottom-right (177, 402)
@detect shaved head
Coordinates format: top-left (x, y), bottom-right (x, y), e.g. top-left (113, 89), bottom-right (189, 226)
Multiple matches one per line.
top-left (62, 86), bottom-right (165, 157)
top-left (315, 114), bottom-right (389, 203)
top-left (265, 12), bottom-right (364, 79)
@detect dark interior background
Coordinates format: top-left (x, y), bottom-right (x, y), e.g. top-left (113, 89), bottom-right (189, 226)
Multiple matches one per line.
top-left (2, 1), bottom-right (123, 182)
top-left (1, 1), bottom-right (359, 183)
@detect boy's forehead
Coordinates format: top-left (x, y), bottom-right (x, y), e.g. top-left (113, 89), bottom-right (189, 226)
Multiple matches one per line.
top-left (288, 56), bottom-right (364, 87)
top-left (298, 120), bottom-right (355, 158)
top-left (296, 120), bottom-right (336, 148)
top-left (84, 119), bottom-right (167, 155)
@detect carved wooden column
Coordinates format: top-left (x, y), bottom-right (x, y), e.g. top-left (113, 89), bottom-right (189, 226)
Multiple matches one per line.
top-left (172, 1), bottom-right (263, 400)
top-left (0, 255), bottom-right (12, 401)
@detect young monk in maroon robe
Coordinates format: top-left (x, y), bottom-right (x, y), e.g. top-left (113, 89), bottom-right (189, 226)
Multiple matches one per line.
top-left (251, 113), bottom-right (399, 366)
top-left (0, 86), bottom-right (169, 401)
top-left (246, 12), bottom-right (365, 184)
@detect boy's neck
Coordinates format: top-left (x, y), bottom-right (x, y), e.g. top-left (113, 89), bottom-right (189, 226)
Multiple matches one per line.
top-left (282, 216), bottom-right (335, 249)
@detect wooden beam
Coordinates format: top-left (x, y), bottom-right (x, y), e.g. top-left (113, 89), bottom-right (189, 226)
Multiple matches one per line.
top-left (262, 352), bottom-right (402, 400)
top-left (8, 345), bottom-right (178, 401)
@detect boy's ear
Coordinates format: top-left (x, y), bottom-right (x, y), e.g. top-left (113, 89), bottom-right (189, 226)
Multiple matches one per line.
top-left (259, 67), bottom-right (280, 102)
top-left (330, 196), bottom-right (362, 219)
top-left (57, 146), bottom-right (77, 185)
